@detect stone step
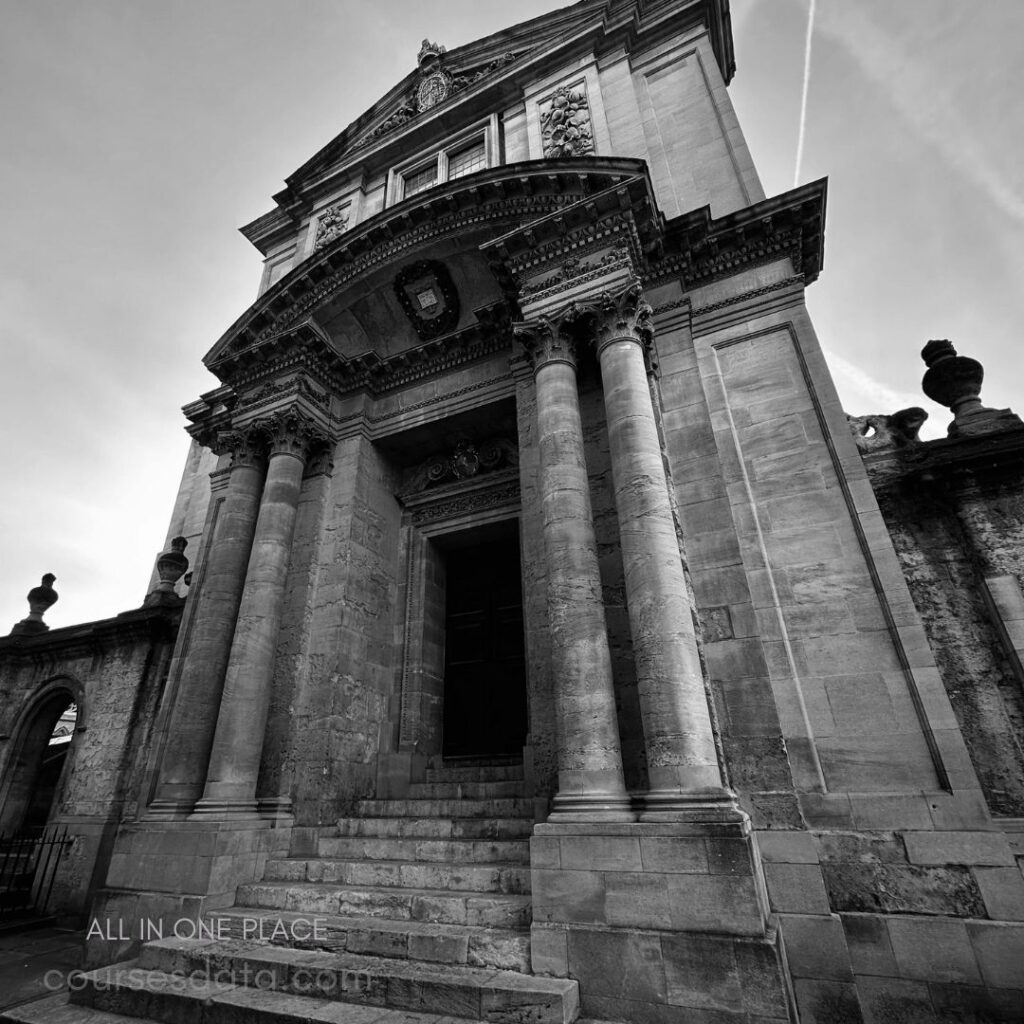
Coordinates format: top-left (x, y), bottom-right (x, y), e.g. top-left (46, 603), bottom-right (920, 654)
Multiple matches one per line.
top-left (0, 993), bottom-right (162, 1024)
top-left (122, 939), bottom-right (579, 1022)
top-left (336, 816), bottom-right (534, 840)
top-left (208, 907), bottom-right (532, 972)
top-left (425, 764), bottom-right (524, 783)
top-left (316, 836), bottom-right (530, 863)
top-left (237, 882), bottom-right (532, 928)
top-left (355, 798), bottom-right (534, 819)
top-left (13, 994), bottom-right (609, 1024)
top-left (263, 858), bottom-right (530, 893)
top-left (405, 781), bottom-right (525, 799)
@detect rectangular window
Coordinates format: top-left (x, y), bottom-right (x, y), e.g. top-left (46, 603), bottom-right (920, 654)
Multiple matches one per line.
top-left (386, 115), bottom-right (499, 207)
top-left (403, 163), bottom-right (439, 198)
top-left (447, 140), bottom-right (487, 180)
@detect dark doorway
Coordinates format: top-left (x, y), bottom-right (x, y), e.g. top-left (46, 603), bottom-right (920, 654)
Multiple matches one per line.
top-left (442, 536), bottom-right (527, 759)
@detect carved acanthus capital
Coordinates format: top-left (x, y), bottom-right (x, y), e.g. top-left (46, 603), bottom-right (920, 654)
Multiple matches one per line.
top-left (587, 279), bottom-right (655, 356)
top-left (260, 407), bottom-right (330, 464)
top-left (216, 425), bottom-right (267, 470)
top-left (514, 317), bottom-right (577, 372)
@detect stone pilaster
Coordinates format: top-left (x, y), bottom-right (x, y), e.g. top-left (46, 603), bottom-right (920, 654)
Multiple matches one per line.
top-left (517, 318), bottom-right (633, 822)
top-left (148, 429), bottom-right (265, 816)
top-left (589, 281), bottom-right (737, 820)
top-left (192, 408), bottom-right (326, 819)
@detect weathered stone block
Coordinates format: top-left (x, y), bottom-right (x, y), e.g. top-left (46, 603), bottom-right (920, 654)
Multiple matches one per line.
top-left (904, 831), bottom-right (1015, 868)
top-left (531, 925), bottom-right (568, 977)
top-left (792, 978), bottom-right (863, 1024)
top-left (764, 862), bottom-right (830, 915)
top-left (662, 931), bottom-right (742, 1012)
top-left (840, 914), bottom-right (897, 978)
top-left (966, 921), bottom-right (1024, 989)
top-left (531, 869), bottom-right (605, 925)
top-left (887, 917), bottom-right (982, 985)
top-left (822, 862), bottom-right (985, 918)
top-left (780, 914), bottom-right (853, 981)
top-left (756, 831), bottom-right (818, 864)
top-left (559, 835), bottom-right (642, 871)
top-left (639, 837), bottom-right (708, 873)
top-left (666, 873), bottom-right (764, 936)
top-left (929, 980), bottom-right (1024, 1023)
top-left (974, 866), bottom-right (1024, 921)
top-left (853, 974), bottom-right (935, 1024)
top-left (604, 871), bottom-right (671, 929)
top-left (567, 928), bottom-right (667, 1003)
top-left (704, 836), bottom-right (753, 875)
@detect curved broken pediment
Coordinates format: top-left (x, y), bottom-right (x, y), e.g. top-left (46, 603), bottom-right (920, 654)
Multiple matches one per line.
top-left (207, 158), bottom-right (652, 379)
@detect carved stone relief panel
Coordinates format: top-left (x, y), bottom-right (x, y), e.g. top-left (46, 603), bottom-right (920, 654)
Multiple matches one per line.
top-left (313, 202), bottom-right (351, 251)
top-left (539, 81), bottom-right (595, 158)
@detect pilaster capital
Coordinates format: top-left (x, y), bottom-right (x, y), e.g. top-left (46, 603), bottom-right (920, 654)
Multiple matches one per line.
top-left (513, 317), bottom-right (578, 373)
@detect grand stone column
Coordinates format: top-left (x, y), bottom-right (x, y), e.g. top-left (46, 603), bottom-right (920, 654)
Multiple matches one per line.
top-left (148, 430), bottom-right (266, 816)
top-left (517, 319), bottom-right (633, 822)
top-left (192, 409), bottom-right (325, 818)
top-left (589, 282), bottom-right (737, 821)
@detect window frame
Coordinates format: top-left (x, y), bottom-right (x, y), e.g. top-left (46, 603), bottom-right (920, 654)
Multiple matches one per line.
top-left (386, 114), bottom-right (500, 208)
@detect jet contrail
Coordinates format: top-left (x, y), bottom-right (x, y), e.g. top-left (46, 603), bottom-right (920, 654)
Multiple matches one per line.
top-left (793, 0), bottom-right (817, 187)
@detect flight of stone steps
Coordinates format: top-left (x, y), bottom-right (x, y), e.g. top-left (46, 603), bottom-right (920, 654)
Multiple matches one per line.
top-left (6, 767), bottom-right (581, 1024)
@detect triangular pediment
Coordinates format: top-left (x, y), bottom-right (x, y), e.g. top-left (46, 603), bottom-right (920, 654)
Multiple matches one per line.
top-left (282, 0), bottom-right (606, 190)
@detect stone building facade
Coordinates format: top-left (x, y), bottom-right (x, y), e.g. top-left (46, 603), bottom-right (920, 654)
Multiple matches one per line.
top-left (3, 2), bottom-right (1024, 1022)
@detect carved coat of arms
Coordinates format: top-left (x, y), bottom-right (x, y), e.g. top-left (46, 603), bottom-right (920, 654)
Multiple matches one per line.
top-left (394, 260), bottom-right (460, 340)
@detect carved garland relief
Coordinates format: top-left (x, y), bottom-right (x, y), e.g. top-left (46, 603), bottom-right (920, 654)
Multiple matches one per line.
top-left (539, 81), bottom-right (594, 159)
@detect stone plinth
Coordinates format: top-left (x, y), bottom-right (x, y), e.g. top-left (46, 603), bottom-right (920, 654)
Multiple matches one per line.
top-left (529, 820), bottom-right (786, 1023)
top-left (85, 817), bottom-right (288, 968)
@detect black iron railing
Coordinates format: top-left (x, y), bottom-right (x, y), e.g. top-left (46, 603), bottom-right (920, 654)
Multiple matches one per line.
top-left (0, 826), bottom-right (71, 920)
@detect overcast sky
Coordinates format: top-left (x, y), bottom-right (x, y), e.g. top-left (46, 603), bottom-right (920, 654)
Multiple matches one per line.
top-left (1, 0), bottom-right (1021, 631)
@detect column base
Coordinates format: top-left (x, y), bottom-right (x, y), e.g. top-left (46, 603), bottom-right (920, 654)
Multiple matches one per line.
top-left (549, 791), bottom-right (635, 822)
top-left (143, 799), bottom-right (196, 821)
top-left (189, 798), bottom-right (260, 820)
top-left (638, 786), bottom-right (745, 823)
top-left (257, 796), bottom-right (295, 823)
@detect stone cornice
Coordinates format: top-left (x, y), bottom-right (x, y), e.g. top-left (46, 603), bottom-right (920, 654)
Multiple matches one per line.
top-left (652, 178), bottom-right (827, 290)
top-left (0, 606), bottom-right (182, 661)
top-left (482, 172), bottom-right (660, 286)
top-left (862, 425), bottom-right (1024, 491)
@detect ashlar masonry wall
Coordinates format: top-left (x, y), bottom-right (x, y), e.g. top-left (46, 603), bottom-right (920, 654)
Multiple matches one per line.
top-left (645, 256), bottom-right (1024, 1021)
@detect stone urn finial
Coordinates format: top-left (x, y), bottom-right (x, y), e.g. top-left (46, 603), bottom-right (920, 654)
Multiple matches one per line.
top-left (143, 537), bottom-right (190, 607)
top-left (921, 339), bottom-right (1020, 437)
top-left (11, 574), bottom-right (58, 635)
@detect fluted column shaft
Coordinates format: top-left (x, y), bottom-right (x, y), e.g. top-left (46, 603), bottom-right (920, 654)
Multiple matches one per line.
top-left (193, 431), bottom-right (311, 817)
top-left (150, 451), bottom-right (264, 814)
top-left (528, 328), bottom-right (633, 821)
top-left (596, 306), bottom-right (734, 820)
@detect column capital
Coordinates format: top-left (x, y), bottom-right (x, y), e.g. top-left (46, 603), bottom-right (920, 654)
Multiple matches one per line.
top-left (585, 278), bottom-right (655, 357)
top-left (259, 406), bottom-right (330, 463)
top-left (521, 278), bottom-right (655, 362)
top-left (513, 317), bottom-right (578, 373)
top-left (214, 425), bottom-right (267, 470)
